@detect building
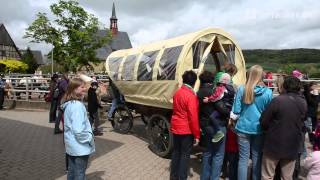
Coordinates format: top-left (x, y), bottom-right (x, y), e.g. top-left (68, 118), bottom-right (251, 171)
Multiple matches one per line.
top-left (95, 2), bottom-right (132, 60)
top-left (20, 50), bottom-right (44, 65)
top-left (0, 23), bottom-right (22, 60)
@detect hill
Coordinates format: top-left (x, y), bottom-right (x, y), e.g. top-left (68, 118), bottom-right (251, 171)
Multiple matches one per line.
top-left (242, 48), bottom-right (320, 77)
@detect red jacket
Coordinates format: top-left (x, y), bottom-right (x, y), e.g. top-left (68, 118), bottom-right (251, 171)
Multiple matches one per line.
top-left (170, 85), bottom-right (200, 139)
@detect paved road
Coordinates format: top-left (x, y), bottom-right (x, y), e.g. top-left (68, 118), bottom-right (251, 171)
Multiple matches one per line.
top-left (0, 110), bottom-right (201, 180)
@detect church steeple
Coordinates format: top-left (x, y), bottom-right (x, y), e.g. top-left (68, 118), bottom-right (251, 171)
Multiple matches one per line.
top-left (110, 2), bottom-right (118, 36)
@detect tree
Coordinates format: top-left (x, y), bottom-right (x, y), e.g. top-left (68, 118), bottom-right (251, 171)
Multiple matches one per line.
top-left (24, 0), bottom-right (111, 72)
top-left (21, 47), bottom-right (39, 73)
top-left (0, 59), bottom-right (28, 73)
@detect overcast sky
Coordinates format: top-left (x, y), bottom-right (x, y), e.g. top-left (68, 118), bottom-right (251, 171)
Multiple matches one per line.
top-left (0, 0), bottom-right (319, 55)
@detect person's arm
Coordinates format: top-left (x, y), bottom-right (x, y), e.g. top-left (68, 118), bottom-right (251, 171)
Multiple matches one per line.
top-left (230, 86), bottom-right (244, 120)
top-left (260, 98), bottom-right (277, 131)
top-left (304, 152), bottom-right (319, 171)
top-left (69, 103), bottom-right (93, 144)
top-left (187, 96), bottom-right (200, 140)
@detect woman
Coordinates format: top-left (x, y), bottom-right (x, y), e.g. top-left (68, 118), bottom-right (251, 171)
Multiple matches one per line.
top-left (260, 76), bottom-right (307, 180)
top-left (170, 70), bottom-right (200, 180)
top-left (304, 82), bottom-right (320, 142)
top-left (62, 78), bottom-right (95, 180)
top-left (230, 65), bottom-right (273, 180)
top-left (198, 71), bottom-right (232, 180)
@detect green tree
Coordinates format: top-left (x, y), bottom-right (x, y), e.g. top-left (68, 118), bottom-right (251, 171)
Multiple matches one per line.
top-left (21, 47), bottom-right (39, 73)
top-left (0, 59), bottom-right (28, 73)
top-left (24, 0), bottom-right (111, 72)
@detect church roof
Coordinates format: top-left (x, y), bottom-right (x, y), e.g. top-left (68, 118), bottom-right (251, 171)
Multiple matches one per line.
top-left (0, 23), bottom-right (22, 59)
top-left (20, 50), bottom-right (44, 65)
top-left (111, 2), bottom-right (117, 19)
top-left (95, 29), bottom-right (132, 60)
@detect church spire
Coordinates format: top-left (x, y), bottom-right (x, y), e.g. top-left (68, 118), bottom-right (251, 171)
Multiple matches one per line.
top-left (110, 2), bottom-right (118, 36)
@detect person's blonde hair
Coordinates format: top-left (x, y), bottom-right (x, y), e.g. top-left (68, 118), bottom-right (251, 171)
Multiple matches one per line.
top-left (63, 78), bottom-right (85, 102)
top-left (243, 65), bottom-right (264, 104)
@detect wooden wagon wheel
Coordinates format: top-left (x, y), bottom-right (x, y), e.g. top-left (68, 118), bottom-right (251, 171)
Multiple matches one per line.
top-left (111, 106), bottom-right (133, 134)
top-left (147, 114), bottom-right (173, 158)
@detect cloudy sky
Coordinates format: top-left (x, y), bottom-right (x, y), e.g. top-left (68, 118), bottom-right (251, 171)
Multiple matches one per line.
top-left (0, 0), bottom-right (319, 55)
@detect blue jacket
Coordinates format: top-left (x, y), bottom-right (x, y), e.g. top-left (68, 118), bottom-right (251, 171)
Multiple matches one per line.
top-left (232, 85), bottom-right (272, 134)
top-left (62, 100), bottom-right (95, 156)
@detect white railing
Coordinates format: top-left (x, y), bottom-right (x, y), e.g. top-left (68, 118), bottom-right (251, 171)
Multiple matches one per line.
top-left (4, 74), bottom-right (109, 102)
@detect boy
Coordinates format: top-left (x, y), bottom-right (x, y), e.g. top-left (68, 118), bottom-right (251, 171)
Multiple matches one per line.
top-left (88, 81), bottom-right (103, 136)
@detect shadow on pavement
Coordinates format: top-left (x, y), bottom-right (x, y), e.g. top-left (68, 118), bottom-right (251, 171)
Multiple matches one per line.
top-left (0, 117), bottom-right (123, 180)
top-left (87, 171), bottom-right (105, 180)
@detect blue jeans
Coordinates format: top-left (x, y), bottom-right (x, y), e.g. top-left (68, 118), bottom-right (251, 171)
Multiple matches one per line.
top-left (201, 126), bottom-right (226, 180)
top-left (67, 155), bottom-right (89, 180)
top-left (107, 96), bottom-right (124, 119)
top-left (237, 132), bottom-right (263, 180)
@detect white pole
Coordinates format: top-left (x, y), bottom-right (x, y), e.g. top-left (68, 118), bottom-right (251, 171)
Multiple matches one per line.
top-left (51, 43), bottom-right (54, 75)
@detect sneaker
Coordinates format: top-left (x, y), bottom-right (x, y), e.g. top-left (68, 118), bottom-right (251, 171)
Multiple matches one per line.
top-left (108, 117), bottom-right (114, 122)
top-left (212, 131), bottom-right (224, 143)
top-left (93, 131), bottom-right (103, 136)
top-left (54, 129), bottom-right (63, 134)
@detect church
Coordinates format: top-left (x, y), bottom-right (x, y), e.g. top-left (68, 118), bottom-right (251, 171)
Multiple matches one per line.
top-left (95, 2), bottom-right (132, 60)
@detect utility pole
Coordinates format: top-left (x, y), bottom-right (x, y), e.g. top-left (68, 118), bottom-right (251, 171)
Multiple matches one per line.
top-left (51, 43), bottom-right (54, 75)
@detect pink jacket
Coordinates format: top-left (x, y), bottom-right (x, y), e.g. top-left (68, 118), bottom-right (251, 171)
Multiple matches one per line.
top-left (305, 151), bottom-right (320, 180)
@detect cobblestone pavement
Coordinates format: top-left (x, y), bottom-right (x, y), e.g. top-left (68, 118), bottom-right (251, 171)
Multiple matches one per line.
top-left (0, 110), bottom-right (201, 180)
top-left (0, 110), bottom-right (309, 180)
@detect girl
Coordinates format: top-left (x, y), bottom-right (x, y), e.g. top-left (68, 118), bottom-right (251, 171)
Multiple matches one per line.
top-left (304, 121), bottom-right (320, 180)
top-left (230, 65), bottom-right (273, 180)
top-left (62, 78), bottom-right (95, 180)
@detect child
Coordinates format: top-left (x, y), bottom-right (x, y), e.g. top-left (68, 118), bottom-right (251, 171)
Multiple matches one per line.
top-left (61, 78), bottom-right (95, 180)
top-left (304, 121), bottom-right (320, 180)
top-left (88, 81), bottom-right (103, 136)
top-left (224, 128), bottom-right (239, 180)
top-left (203, 73), bottom-right (235, 142)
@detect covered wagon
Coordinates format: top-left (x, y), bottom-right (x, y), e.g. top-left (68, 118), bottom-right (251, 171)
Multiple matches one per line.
top-left (106, 28), bottom-right (246, 157)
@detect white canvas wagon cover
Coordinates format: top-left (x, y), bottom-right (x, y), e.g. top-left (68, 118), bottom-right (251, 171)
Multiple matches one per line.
top-left (106, 28), bottom-right (246, 109)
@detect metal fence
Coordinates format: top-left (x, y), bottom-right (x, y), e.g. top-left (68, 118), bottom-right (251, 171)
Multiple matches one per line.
top-left (3, 74), bottom-right (109, 102)
top-left (3, 74), bottom-right (320, 102)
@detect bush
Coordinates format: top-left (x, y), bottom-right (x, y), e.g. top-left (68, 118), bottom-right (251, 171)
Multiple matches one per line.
top-left (0, 59), bottom-right (28, 73)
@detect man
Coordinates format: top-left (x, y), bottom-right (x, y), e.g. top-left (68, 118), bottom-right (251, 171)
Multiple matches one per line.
top-left (54, 73), bottom-right (69, 134)
top-left (107, 77), bottom-right (124, 121)
top-left (88, 81), bottom-right (103, 136)
top-left (260, 76), bottom-right (307, 180)
top-left (170, 70), bottom-right (200, 180)
top-left (0, 74), bottom-right (5, 110)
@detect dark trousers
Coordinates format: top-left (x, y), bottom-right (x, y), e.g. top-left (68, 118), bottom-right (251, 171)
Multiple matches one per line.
top-left (49, 99), bottom-right (58, 123)
top-left (225, 152), bottom-right (239, 180)
top-left (55, 108), bottom-right (63, 131)
top-left (0, 89), bottom-right (4, 109)
top-left (205, 111), bottom-right (221, 138)
top-left (170, 134), bottom-right (194, 180)
top-left (67, 155), bottom-right (89, 180)
top-left (89, 111), bottom-right (100, 131)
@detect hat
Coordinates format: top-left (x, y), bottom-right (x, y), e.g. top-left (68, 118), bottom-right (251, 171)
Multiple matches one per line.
top-left (218, 73), bottom-right (231, 84)
top-left (91, 81), bottom-right (98, 87)
top-left (52, 74), bottom-right (58, 79)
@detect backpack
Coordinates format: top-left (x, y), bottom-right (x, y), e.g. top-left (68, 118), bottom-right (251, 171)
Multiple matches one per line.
top-left (52, 84), bottom-right (60, 99)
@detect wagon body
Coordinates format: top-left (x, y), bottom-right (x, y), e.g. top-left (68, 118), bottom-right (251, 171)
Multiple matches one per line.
top-left (106, 28), bottom-right (246, 110)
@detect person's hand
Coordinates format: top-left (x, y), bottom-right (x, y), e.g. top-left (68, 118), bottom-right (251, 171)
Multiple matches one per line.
top-left (203, 97), bottom-right (209, 103)
top-left (194, 139), bottom-right (200, 146)
top-left (228, 118), bottom-right (235, 129)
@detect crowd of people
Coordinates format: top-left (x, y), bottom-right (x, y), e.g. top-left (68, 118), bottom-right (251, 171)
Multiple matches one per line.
top-left (40, 64), bottom-right (320, 180)
top-left (169, 65), bottom-right (320, 180)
